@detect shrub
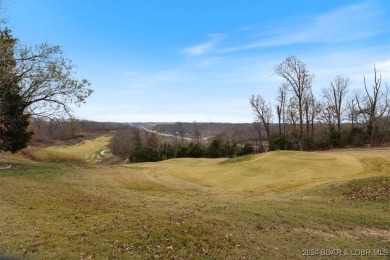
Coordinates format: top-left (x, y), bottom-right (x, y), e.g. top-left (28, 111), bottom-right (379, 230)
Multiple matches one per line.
top-left (186, 142), bottom-right (204, 158)
top-left (238, 143), bottom-right (253, 156)
top-left (175, 146), bottom-right (188, 158)
top-left (349, 127), bottom-right (367, 147)
top-left (269, 134), bottom-right (293, 151)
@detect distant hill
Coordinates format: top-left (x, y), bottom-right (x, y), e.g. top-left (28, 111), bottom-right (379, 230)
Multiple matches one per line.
top-left (130, 122), bottom-right (267, 141)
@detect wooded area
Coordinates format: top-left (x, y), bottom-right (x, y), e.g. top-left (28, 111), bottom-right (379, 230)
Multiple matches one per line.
top-left (251, 55), bottom-right (389, 151)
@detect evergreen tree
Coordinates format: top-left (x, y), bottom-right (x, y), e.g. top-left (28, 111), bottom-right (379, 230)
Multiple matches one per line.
top-left (0, 29), bottom-right (32, 153)
top-left (186, 142), bottom-right (203, 158)
top-left (238, 143), bottom-right (254, 156)
top-left (207, 138), bottom-right (223, 158)
top-left (175, 145), bottom-right (188, 158)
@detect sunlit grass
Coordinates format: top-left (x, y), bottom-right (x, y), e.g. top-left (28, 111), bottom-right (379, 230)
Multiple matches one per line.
top-left (44, 135), bottom-right (111, 160)
top-left (0, 142), bottom-right (389, 259)
top-left (20, 135), bottom-right (111, 163)
top-left (124, 150), bottom-right (367, 193)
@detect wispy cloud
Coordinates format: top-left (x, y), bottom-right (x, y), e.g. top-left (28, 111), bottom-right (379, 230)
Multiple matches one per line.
top-left (182, 33), bottom-right (226, 56)
top-left (304, 2), bottom-right (383, 41)
top-left (216, 2), bottom-right (387, 53)
top-left (375, 59), bottom-right (390, 79)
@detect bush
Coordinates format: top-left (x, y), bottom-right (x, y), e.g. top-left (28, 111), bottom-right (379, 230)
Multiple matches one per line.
top-left (224, 142), bottom-right (237, 158)
top-left (349, 127), bottom-right (367, 147)
top-left (161, 143), bottom-right (174, 160)
top-left (186, 142), bottom-right (204, 158)
top-left (175, 146), bottom-right (188, 158)
top-left (207, 138), bottom-right (223, 158)
top-left (206, 137), bottom-right (237, 158)
top-left (238, 143), bottom-right (253, 156)
top-left (269, 134), bottom-right (293, 151)
top-left (328, 127), bottom-right (341, 148)
top-left (131, 147), bottom-right (160, 163)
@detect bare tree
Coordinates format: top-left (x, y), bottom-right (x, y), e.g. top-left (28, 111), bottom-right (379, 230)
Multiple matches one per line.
top-left (145, 131), bottom-right (161, 158)
top-left (174, 121), bottom-right (185, 144)
top-left (276, 83), bottom-right (288, 136)
top-left (109, 127), bottom-right (138, 160)
top-left (274, 55), bottom-right (314, 150)
top-left (249, 95), bottom-right (272, 141)
top-left (311, 100), bottom-right (323, 138)
top-left (15, 43), bottom-right (93, 119)
top-left (355, 66), bottom-right (389, 143)
top-left (346, 96), bottom-right (359, 128)
top-left (287, 96), bottom-right (299, 138)
top-left (304, 92), bottom-right (318, 139)
top-left (251, 120), bottom-right (264, 151)
top-left (192, 121), bottom-right (202, 144)
top-left (322, 75), bottom-right (350, 133)
top-left (223, 126), bottom-right (236, 144)
top-left (30, 117), bottom-right (79, 142)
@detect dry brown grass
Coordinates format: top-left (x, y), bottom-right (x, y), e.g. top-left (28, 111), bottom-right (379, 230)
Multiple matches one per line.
top-left (0, 143), bottom-right (389, 259)
top-left (121, 150), bottom-right (367, 194)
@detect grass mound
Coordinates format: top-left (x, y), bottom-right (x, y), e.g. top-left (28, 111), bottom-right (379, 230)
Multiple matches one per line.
top-left (131, 150), bottom-right (364, 193)
top-left (339, 176), bottom-right (390, 201)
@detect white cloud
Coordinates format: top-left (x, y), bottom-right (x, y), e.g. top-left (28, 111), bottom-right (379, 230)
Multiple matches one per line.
top-left (183, 42), bottom-right (214, 56)
top-left (217, 2), bottom-right (386, 53)
top-left (375, 59), bottom-right (390, 79)
top-left (304, 2), bottom-right (382, 42)
top-left (182, 33), bottom-right (226, 56)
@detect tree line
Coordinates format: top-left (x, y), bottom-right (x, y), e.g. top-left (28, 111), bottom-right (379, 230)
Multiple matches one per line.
top-left (109, 126), bottom-right (255, 163)
top-left (29, 118), bottom-right (128, 144)
top-left (250, 55), bottom-right (389, 151)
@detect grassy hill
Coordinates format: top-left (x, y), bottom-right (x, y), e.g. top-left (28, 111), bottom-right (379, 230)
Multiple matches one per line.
top-left (0, 137), bottom-right (389, 259)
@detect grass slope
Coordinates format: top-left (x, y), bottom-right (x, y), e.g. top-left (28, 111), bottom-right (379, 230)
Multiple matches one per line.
top-left (126, 151), bottom-right (364, 193)
top-left (0, 140), bottom-right (389, 259)
top-left (22, 135), bottom-right (111, 163)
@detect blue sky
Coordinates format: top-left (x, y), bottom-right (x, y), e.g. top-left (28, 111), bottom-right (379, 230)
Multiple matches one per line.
top-left (5, 0), bottom-right (390, 122)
